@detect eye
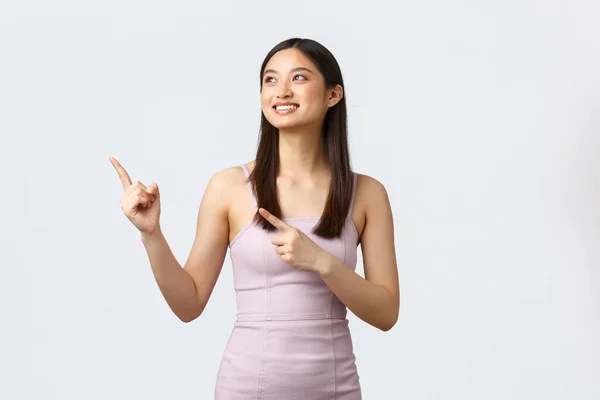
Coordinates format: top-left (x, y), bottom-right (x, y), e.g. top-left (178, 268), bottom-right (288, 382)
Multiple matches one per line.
top-left (293, 74), bottom-right (306, 81)
top-left (264, 76), bottom-right (275, 83)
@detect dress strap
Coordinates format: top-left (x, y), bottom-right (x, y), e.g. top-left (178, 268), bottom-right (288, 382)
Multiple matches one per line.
top-left (348, 172), bottom-right (358, 217)
top-left (240, 164), bottom-right (258, 209)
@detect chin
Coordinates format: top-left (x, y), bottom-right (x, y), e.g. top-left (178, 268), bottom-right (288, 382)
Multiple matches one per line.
top-left (264, 111), bottom-right (317, 131)
top-left (269, 120), bottom-right (301, 131)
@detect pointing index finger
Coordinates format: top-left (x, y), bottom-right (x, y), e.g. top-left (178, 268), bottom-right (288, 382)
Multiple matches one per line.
top-left (258, 208), bottom-right (290, 232)
top-left (109, 157), bottom-right (133, 191)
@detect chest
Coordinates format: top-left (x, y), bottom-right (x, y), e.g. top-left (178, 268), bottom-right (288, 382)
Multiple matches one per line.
top-left (275, 179), bottom-right (330, 218)
top-left (229, 219), bottom-right (359, 283)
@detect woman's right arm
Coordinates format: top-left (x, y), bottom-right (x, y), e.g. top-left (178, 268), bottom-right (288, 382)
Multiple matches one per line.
top-left (142, 169), bottom-right (233, 322)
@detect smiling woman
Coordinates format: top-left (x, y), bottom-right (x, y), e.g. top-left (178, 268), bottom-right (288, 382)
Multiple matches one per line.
top-left (111, 37), bottom-right (399, 400)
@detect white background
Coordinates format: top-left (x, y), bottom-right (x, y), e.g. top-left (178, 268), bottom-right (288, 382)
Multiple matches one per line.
top-left (1, 1), bottom-right (599, 399)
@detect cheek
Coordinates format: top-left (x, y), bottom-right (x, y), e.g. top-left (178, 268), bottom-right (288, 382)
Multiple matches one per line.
top-left (260, 90), bottom-right (272, 111)
top-left (301, 87), bottom-right (327, 107)
top-left (300, 90), bottom-right (328, 114)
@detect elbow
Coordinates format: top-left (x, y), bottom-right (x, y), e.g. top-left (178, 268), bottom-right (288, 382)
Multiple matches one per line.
top-left (378, 317), bottom-right (397, 332)
top-left (179, 314), bottom-right (196, 323)
top-left (378, 307), bottom-right (399, 332)
top-left (177, 305), bottom-right (204, 323)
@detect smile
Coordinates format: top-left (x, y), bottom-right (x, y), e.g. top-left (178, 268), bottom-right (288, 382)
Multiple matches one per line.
top-left (273, 104), bottom-right (299, 115)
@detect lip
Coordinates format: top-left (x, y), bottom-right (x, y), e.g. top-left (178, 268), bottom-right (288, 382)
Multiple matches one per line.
top-left (272, 102), bottom-right (300, 115)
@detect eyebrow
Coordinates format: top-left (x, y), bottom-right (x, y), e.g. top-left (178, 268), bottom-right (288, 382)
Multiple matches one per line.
top-left (262, 67), bottom-right (314, 77)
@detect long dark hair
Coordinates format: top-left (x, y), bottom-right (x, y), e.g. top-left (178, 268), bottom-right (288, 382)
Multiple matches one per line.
top-left (249, 38), bottom-right (353, 239)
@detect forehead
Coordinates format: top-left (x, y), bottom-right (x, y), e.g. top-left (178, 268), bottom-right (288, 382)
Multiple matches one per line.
top-left (264, 48), bottom-right (317, 72)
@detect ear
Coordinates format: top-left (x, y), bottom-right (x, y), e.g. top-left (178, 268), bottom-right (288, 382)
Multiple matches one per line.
top-left (327, 84), bottom-right (344, 108)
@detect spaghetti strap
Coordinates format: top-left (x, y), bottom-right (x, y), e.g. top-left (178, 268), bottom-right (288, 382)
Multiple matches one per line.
top-left (348, 172), bottom-right (358, 217)
top-left (240, 164), bottom-right (258, 209)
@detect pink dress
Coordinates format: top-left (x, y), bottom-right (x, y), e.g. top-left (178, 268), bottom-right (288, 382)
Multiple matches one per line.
top-left (215, 164), bottom-right (362, 399)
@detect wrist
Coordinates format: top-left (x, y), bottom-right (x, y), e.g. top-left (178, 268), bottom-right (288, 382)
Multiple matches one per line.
top-left (141, 228), bottom-right (163, 244)
top-left (316, 251), bottom-right (334, 277)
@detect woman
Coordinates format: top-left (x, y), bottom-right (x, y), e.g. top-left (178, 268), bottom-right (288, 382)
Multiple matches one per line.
top-left (110, 37), bottom-right (399, 400)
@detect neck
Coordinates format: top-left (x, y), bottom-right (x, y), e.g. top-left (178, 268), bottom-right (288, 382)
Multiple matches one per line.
top-left (277, 127), bottom-right (329, 180)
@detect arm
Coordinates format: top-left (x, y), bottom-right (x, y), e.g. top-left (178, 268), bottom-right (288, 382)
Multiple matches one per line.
top-left (318, 176), bottom-right (400, 331)
top-left (142, 169), bottom-right (232, 323)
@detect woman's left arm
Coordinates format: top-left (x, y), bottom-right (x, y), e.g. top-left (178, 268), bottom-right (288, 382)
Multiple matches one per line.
top-left (318, 176), bottom-right (400, 331)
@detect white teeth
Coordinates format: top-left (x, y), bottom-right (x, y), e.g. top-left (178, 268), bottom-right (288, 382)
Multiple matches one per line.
top-left (275, 105), bottom-right (298, 110)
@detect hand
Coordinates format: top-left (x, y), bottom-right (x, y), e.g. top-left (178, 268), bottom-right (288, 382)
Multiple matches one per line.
top-left (109, 156), bottom-right (161, 235)
top-left (258, 207), bottom-right (331, 274)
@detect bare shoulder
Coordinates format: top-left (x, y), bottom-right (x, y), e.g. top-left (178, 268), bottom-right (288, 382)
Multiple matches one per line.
top-left (356, 174), bottom-right (388, 202)
top-left (188, 162), bottom-right (250, 242)
top-left (203, 164), bottom-right (249, 205)
top-left (354, 173), bottom-right (391, 213)
top-left (204, 162), bottom-right (257, 243)
top-left (207, 165), bottom-right (245, 189)
top-left (212, 160), bottom-right (254, 183)
top-left (350, 173), bottom-right (391, 241)
top-left (356, 173), bottom-right (388, 192)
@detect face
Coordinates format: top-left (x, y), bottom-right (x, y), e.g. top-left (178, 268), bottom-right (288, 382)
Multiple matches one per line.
top-left (261, 48), bottom-right (343, 131)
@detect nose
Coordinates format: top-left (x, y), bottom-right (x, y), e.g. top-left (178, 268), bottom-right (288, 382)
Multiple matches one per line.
top-left (277, 82), bottom-right (293, 98)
